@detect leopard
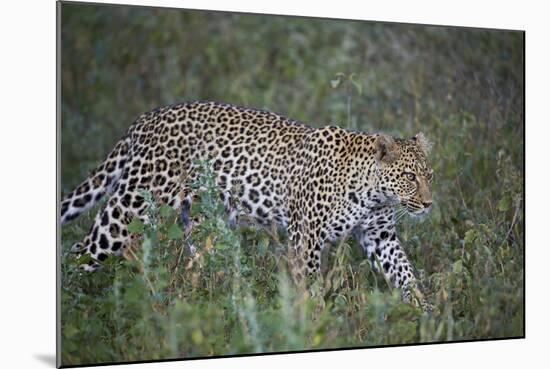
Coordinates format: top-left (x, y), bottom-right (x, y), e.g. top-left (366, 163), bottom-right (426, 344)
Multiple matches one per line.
top-left (61, 101), bottom-right (434, 307)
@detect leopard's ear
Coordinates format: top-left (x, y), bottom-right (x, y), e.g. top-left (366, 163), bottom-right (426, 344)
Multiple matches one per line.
top-left (375, 133), bottom-right (399, 164)
top-left (414, 132), bottom-right (432, 155)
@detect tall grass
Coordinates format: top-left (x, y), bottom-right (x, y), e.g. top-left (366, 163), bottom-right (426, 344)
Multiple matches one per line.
top-left (60, 3), bottom-right (523, 366)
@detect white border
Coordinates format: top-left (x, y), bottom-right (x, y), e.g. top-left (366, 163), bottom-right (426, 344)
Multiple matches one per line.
top-left (1, 1), bottom-right (547, 368)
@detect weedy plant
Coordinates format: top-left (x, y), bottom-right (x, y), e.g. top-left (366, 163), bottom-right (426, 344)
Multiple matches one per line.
top-left (330, 72), bottom-right (363, 130)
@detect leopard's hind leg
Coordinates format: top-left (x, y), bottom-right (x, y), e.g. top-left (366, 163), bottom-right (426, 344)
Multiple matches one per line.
top-left (72, 189), bottom-right (149, 271)
top-left (75, 171), bottom-right (193, 271)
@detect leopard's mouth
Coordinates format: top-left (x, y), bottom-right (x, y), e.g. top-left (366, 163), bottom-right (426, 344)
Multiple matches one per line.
top-left (400, 200), bottom-right (430, 216)
top-left (411, 207), bottom-right (430, 216)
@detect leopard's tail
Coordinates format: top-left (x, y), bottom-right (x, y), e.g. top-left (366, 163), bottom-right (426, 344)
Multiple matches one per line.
top-left (60, 136), bottom-right (131, 225)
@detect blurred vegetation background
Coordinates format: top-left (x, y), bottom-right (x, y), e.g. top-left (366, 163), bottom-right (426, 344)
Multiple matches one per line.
top-left (60, 2), bottom-right (524, 366)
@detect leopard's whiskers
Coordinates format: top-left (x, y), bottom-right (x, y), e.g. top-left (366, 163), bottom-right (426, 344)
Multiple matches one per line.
top-left (394, 204), bottom-right (410, 223)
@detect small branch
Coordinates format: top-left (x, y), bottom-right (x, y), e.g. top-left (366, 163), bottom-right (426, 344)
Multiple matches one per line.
top-left (127, 247), bottom-right (159, 306)
top-left (501, 197), bottom-right (521, 248)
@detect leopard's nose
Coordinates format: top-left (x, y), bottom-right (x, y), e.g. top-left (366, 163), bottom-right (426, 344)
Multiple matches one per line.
top-left (422, 201), bottom-right (432, 209)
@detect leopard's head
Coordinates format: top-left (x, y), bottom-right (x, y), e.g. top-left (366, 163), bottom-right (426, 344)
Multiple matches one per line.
top-left (374, 132), bottom-right (434, 215)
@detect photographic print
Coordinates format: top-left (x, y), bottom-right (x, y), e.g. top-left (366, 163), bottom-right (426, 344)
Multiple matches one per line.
top-left (58, 1), bottom-right (524, 366)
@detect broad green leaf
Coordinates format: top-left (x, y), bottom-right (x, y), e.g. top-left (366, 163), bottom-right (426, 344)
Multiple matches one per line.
top-left (497, 196), bottom-right (511, 212)
top-left (191, 329), bottom-right (203, 344)
top-left (127, 218), bottom-right (145, 233)
top-left (464, 229), bottom-right (477, 245)
top-left (76, 253), bottom-right (92, 266)
top-left (167, 223), bottom-right (184, 240)
top-left (63, 324), bottom-right (79, 338)
top-left (452, 260), bottom-right (463, 274)
top-left (159, 204), bottom-right (175, 219)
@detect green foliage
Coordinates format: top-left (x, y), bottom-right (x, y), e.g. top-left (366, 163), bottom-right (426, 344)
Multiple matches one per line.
top-left (60, 4), bottom-right (524, 366)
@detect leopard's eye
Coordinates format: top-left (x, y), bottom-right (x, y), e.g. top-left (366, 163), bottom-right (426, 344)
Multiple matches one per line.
top-left (403, 172), bottom-right (416, 181)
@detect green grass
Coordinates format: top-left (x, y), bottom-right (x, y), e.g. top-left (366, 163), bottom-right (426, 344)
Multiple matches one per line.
top-left (60, 3), bottom-right (524, 366)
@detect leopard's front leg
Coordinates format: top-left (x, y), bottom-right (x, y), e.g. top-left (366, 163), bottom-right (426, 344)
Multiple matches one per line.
top-left (354, 206), bottom-right (432, 311)
top-left (287, 228), bottom-right (326, 286)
